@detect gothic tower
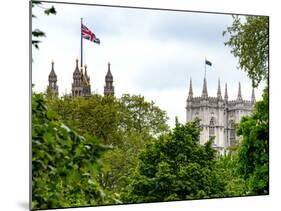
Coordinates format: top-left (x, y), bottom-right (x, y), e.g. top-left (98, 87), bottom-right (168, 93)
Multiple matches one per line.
top-left (47, 61), bottom-right (59, 96)
top-left (72, 59), bottom-right (83, 97)
top-left (186, 77), bottom-right (254, 154)
top-left (104, 62), bottom-right (114, 96)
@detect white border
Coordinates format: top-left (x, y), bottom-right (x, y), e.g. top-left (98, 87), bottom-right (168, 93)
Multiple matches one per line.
top-left (0, 0), bottom-right (279, 210)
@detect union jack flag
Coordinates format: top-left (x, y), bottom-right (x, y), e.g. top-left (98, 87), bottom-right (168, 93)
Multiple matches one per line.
top-left (81, 24), bottom-right (100, 44)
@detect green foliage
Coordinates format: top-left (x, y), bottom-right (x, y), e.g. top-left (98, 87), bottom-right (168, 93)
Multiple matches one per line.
top-left (47, 94), bottom-right (169, 145)
top-left (46, 93), bottom-right (169, 198)
top-left (122, 120), bottom-right (225, 203)
top-left (118, 94), bottom-right (169, 136)
top-left (236, 87), bottom-right (269, 194)
top-left (223, 16), bottom-right (269, 87)
top-left (215, 154), bottom-right (248, 197)
top-left (37, 84), bottom-right (269, 207)
top-left (32, 93), bottom-right (115, 210)
top-left (98, 131), bottom-right (150, 194)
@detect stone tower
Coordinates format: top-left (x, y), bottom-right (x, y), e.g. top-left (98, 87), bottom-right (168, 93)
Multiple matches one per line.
top-left (71, 59), bottom-right (91, 97)
top-left (186, 77), bottom-right (255, 154)
top-left (104, 62), bottom-right (114, 96)
top-left (47, 61), bottom-right (59, 96)
top-left (72, 59), bottom-right (83, 97)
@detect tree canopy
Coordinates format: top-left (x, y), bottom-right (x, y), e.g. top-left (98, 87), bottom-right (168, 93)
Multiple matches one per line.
top-left (32, 93), bottom-right (118, 209)
top-left (236, 87), bottom-right (269, 194)
top-left (224, 13), bottom-right (269, 196)
top-left (223, 16), bottom-right (269, 87)
top-left (122, 120), bottom-right (226, 203)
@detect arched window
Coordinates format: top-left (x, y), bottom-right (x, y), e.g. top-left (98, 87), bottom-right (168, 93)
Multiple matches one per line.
top-left (209, 117), bottom-right (215, 138)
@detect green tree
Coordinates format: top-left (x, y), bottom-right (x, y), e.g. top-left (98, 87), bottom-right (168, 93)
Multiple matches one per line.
top-left (46, 93), bottom-right (169, 198)
top-left (117, 94), bottom-right (169, 136)
top-left (32, 93), bottom-right (116, 209)
top-left (47, 94), bottom-right (119, 145)
top-left (215, 153), bottom-right (248, 197)
top-left (48, 94), bottom-right (169, 146)
top-left (236, 87), bottom-right (269, 195)
top-left (223, 16), bottom-right (269, 87)
top-left (122, 120), bottom-right (225, 203)
top-left (98, 131), bottom-right (152, 195)
top-left (224, 14), bottom-right (269, 196)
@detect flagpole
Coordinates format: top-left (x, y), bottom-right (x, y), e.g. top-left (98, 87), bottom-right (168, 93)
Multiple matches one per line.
top-left (204, 57), bottom-right (206, 78)
top-left (81, 17), bottom-right (83, 68)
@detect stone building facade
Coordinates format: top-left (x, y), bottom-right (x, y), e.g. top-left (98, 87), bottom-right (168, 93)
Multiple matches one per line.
top-left (186, 77), bottom-right (255, 153)
top-left (47, 59), bottom-right (114, 97)
top-left (71, 59), bottom-right (91, 98)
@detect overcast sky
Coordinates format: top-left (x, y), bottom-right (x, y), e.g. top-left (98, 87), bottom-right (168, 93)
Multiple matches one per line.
top-left (32, 2), bottom-right (265, 127)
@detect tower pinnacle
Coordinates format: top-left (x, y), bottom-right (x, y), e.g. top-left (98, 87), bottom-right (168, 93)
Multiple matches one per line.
top-left (47, 61), bottom-right (58, 96)
top-left (188, 78), bottom-right (193, 99)
top-left (104, 62), bottom-right (114, 96)
top-left (237, 82), bottom-right (242, 101)
top-left (224, 83), bottom-right (228, 101)
top-left (201, 77), bottom-right (208, 98)
top-left (217, 79), bottom-right (222, 99)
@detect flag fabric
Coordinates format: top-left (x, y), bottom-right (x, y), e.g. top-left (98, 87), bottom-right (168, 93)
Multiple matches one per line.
top-left (81, 24), bottom-right (100, 44)
top-left (205, 59), bottom-right (212, 66)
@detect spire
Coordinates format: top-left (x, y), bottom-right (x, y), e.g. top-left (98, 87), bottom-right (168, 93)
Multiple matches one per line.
top-left (237, 82), bottom-right (242, 101)
top-left (201, 77), bottom-right (208, 98)
top-left (105, 62), bottom-right (113, 81)
top-left (51, 60), bottom-right (54, 72)
top-left (188, 78), bottom-right (193, 98)
top-left (224, 83), bottom-right (228, 101)
top-left (72, 58), bottom-right (83, 97)
top-left (47, 61), bottom-right (58, 96)
top-left (74, 58), bottom-right (80, 74)
top-left (48, 60), bottom-right (57, 80)
top-left (251, 87), bottom-right (256, 104)
top-left (217, 79), bottom-right (222, 99)
top-left (104, 61), bottom-right (114, 96)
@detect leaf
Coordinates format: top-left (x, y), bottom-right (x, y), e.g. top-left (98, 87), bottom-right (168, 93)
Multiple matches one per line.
top-left (44, 6), bottom-right (57, 15)
top-left (32, 29), bottom-right (46, 38)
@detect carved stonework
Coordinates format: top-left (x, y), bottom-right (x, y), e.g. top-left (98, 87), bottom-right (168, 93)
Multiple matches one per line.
top-left (186, 78), bottom-right (255, 154)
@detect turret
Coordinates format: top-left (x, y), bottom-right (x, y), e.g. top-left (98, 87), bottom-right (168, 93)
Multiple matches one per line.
top-left (72, 59), bottom-right (83, 97)
top-left (47, 60), bottom-right (58, 96)
top-left (104, 62), bottom-right (114, 96)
